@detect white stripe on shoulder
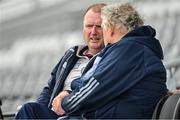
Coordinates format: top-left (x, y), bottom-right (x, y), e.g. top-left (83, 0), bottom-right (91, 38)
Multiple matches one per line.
top-left (94, 56), bottom-right (102, 65)
top-left (69, 48), bottom-right (75, 52)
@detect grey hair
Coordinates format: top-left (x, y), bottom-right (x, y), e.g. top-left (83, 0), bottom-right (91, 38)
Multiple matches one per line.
top-left (101, 3), bottom-right (144, 33)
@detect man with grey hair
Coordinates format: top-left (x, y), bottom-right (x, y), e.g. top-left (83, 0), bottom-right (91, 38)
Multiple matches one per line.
top-left (55, 3), bottom-right (167, 119)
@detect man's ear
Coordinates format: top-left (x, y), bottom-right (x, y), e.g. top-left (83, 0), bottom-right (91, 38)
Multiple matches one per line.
top-left (109, 22), bottom-right (114, 37)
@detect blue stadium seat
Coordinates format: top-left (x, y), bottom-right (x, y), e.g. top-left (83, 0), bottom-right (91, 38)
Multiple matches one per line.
top-left (152, 93), bottom-right (180, 119)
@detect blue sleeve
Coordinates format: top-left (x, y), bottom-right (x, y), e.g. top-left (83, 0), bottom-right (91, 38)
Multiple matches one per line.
top-left (62, 42), bottom-right (146, 115)
top-left (36, 59), bottom-right (61, 106)
top-left (36, 46), bottom-right (77, 106)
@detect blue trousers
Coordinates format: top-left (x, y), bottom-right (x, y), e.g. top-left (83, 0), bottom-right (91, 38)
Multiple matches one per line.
top-left (14, 102), bottom-right (60, 119)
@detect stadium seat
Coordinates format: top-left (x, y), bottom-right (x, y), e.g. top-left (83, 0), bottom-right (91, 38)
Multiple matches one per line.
top-left (152, 95), bottom-right (169, 119)
top-left (152, 93), bottom-right (180, 119)
top-left (0, 100), bottom-right (3, 119)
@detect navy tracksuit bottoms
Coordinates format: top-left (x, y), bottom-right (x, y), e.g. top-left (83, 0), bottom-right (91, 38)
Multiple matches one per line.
top-left (14, 102), bottom-right (60, 119)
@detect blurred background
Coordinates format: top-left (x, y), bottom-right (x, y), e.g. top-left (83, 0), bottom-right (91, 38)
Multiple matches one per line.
top-left (0, 0), bottom-right (180, 114)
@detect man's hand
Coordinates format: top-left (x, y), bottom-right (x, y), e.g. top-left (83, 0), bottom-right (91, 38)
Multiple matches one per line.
top-left (52, 90), bottom-right (70, 115)
top-left (172, 89), bottom-right (180, 95)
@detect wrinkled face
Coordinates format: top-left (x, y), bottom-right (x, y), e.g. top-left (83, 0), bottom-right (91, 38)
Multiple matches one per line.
top-left (83, 9), bottom-right (104, 53)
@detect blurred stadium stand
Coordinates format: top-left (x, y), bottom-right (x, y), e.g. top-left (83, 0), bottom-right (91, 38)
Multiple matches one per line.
top-left (0, 0), bottom-right (180, 115)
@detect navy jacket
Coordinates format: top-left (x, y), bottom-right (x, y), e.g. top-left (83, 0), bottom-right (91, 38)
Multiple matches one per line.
top-left (61, 26), bottom-right (168, 119)
top-left (37, 46), bottom-right (89, 108)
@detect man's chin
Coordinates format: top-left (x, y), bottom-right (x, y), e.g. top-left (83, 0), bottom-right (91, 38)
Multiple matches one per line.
top-left (90, 45), bottom-right (102, 50)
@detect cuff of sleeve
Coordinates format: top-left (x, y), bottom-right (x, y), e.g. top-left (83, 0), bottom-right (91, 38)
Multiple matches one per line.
top-left (64, 90), bottom-right (72, 94)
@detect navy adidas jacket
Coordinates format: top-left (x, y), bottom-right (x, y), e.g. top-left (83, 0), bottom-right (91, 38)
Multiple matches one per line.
top-left (61, 26), bottom-right (168, 119)
top-left (37, 45), bottom-right (88, 108)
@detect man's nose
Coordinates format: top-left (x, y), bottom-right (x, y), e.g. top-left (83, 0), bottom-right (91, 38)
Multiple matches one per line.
top-left (91, 26), bottom-right (97, 35)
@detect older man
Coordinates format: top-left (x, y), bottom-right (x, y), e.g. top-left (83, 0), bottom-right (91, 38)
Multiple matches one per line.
top-left (14, 3), bottom-right (105, 119)
top-left (58, 3), bottom-right (168, 119)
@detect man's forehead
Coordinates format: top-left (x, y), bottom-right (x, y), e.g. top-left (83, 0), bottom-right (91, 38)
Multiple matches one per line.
top-left (84, 20), bottom-right (101, 25)
top-left (84, 9), bottom-right (101, 18)
top-left (84, 11), bottom-right (101, 23)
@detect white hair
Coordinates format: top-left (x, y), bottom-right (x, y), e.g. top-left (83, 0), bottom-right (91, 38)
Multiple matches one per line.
top-left (101, 3), bottom-right (144, 33)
